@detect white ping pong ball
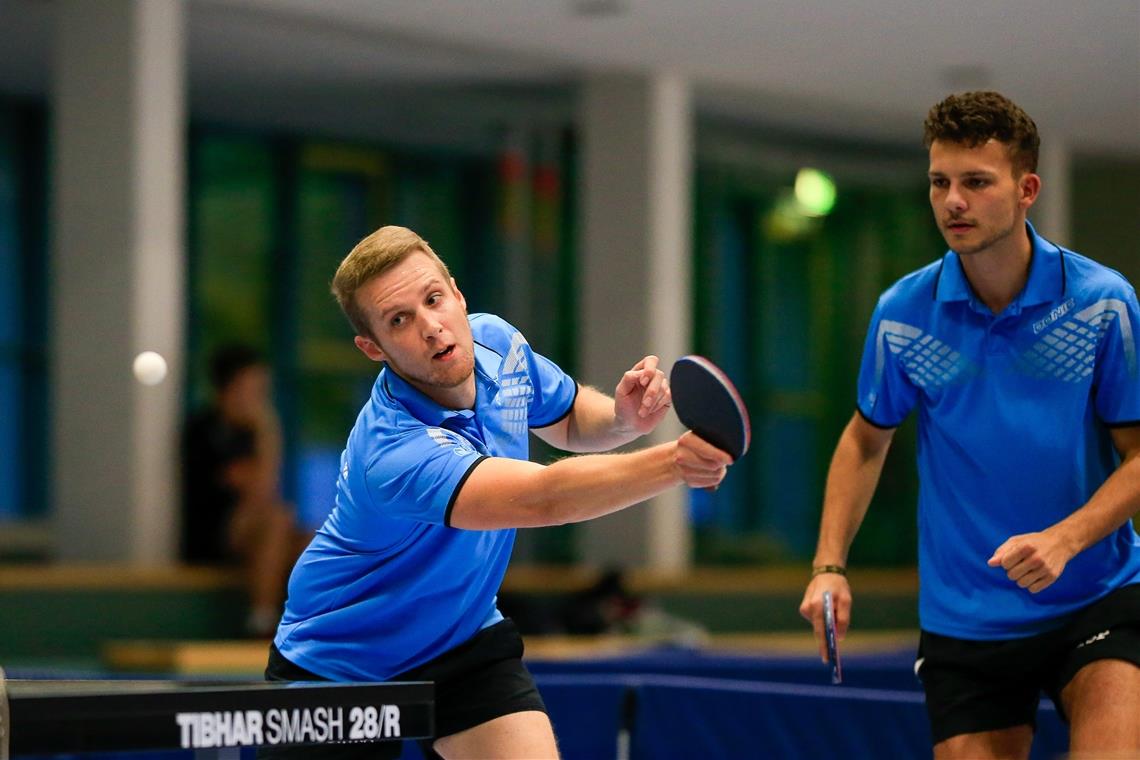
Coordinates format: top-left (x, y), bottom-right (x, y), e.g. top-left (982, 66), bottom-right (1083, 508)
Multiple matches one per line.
top-left (133, 351), bottom-right (168, 386)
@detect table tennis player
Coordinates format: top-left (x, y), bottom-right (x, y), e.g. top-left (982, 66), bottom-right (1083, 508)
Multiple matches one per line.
top-left (260, 225), bottom-right (733, 759)
top-left (799, 91), bottom-right (1140, 758)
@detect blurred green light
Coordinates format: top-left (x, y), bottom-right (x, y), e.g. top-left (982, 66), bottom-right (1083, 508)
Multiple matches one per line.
top-left (762, 191), bottom-right (816, 241)
top-left (794, 168), bottom-right (836, 217)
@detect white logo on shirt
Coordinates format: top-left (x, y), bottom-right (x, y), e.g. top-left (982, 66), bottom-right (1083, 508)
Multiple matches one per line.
top-left (1032, 298), bottom-right (1075, 334)
top-left (499, 332), bottom-right (533, 436)
top-left (1018, 299), bottom-right (1135, 382)
top-left (426, 428), bottom-right (475, 456)
top-left (503, 331), bottom-right (529, 375)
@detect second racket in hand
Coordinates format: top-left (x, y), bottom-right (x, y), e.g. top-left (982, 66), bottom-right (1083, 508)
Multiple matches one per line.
top-left (822, 590), bottom-right (843, 685)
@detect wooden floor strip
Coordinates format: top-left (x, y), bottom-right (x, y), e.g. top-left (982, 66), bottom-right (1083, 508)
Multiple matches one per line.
top-left (103, 630), bottom-right (918, 674)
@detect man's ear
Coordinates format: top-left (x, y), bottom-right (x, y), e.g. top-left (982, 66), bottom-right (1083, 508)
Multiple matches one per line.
top-left (354, 334), bottom-right (386, 363)
top-left (1018, 172), bottom-right (1041, 210)
top-left (451, 277), bottom-right (467, 312)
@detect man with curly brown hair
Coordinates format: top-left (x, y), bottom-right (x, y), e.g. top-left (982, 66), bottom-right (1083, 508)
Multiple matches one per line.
top-left (800, 91), bottom-right (1140, 758)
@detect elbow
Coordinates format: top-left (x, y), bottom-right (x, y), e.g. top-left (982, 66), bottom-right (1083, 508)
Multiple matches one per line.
top-left (525, 467), bottom-right (577, 527)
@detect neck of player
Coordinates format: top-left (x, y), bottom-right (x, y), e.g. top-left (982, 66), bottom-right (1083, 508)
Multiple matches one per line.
top-left (419, 374), bottom-right (477, 410)
top-left (957, 222), bottom-right (1033, 316)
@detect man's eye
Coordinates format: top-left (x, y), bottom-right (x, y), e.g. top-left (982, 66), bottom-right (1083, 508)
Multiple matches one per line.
top-left (390, 315), bottom-right (405, 327)
top-left (967, 179), bottom-right (989, 189)
top-left (930, 178), bottom-right (948, 189)
top-left (427, 293), bottom-right (442, 306)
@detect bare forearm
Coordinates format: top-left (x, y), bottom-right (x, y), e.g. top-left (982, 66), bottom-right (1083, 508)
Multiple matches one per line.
top-left (1052, 451), bottom-right (1140, 556)
top-left (812, 423), bottom-right (892, 566)
top-left (451, 442), bottom-right (688, 530)
top-left (800, 420), bottom-right (890, 647)
top-left (563, 385), bottom-right (641, 452)
top-left (533, 443), bottom-right (683, 523)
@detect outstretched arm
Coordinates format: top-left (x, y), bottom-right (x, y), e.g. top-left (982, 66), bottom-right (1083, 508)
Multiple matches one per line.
top-left (448, 431), bottom-right (731, 530)
top-left (798, 412), bottom-right (896, 661)
top-left (988, 425), bottom-right (1140, 593)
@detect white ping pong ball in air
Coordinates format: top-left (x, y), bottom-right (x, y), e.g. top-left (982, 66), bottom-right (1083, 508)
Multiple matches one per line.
top-left (132, 351), bottom-right (168, 386)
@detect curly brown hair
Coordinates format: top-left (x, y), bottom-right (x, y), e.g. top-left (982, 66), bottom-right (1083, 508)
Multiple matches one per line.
top-left (923, 91), bottom-right (1040, 175)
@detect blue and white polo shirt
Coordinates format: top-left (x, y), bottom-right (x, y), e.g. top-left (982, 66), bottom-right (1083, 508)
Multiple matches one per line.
top-left (275, 313), bottom-right (578, 679)
top-left (857, 223), bottom-right (1140, 639)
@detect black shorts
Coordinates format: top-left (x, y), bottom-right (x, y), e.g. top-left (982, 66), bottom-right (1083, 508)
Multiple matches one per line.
top-left (257, 618), bottom-right (546, 759)
top-left (917, 583), bottom-right (1140, 744)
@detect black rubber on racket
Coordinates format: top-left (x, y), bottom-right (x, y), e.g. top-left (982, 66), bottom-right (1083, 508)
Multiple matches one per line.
top-left (670, 355), bottom-right (751, 460)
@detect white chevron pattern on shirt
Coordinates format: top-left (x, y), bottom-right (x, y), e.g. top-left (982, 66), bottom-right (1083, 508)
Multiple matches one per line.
top-left (874, 319), bottom-right (974, 390)
top-left (1018, 299), bottom-right (1135, 382)
top-left (500, 331), bottom-right (533, 435)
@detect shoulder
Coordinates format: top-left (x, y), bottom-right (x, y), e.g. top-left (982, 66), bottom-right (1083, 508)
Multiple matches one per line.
top-left (1062, 249), bottom-right (1137, 301)
top-left (877, 257), bottom-right (945, 312)
top-left (352, 414), bottom-right (441, 484)
top-left (469, 313), bottom-right (526, 356)
top-left (351, 381), bottom-right (425, 455)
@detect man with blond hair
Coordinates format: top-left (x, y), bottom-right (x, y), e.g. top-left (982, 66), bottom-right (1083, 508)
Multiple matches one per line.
top-left (800, 91), bottom-right (1140, 758)
top-left (263, 225), bottom-right (732, 758)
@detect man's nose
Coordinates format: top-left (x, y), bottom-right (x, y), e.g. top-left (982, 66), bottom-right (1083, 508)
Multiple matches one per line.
top-left (944, 183), bottom-right (967, 212)
top-left (421, 312), bottom-right (444, 339)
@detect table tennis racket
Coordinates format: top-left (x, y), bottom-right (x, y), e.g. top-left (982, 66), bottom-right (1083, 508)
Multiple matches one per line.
top-left (669, 355), bottom-right (751, 460)
top-left (822, 590), bottom-right (843, 684)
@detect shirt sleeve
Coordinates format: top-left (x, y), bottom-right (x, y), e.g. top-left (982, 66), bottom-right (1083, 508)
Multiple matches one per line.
top-left (364, 427), bottom-right (486, 525)
top-left (524, 344), bottom-right (578, 428)
top-left (1093, 287), bottom-right (1140, 426)
top-left (855, 299), bottom-right (919, 427)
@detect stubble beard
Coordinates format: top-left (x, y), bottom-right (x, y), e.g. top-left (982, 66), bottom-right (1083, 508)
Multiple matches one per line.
top-left (944, 214), bottom-right (1021, 257)
top-left (391, 348), bottom-right (475, 392)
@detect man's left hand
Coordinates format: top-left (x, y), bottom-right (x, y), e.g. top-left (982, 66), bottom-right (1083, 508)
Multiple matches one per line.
top-left (614, 355), bottom-right (671, 436)
top-left (987, 529), bottom-right (1076, 593)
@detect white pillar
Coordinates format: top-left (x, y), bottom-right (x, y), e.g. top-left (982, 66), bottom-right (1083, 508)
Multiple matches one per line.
top-left (1035, 139), bottom-right (1071, 247)
top-left (577, 73), bottom-right (693, 573)
top-left (52, 0), bottom-right (185, 563)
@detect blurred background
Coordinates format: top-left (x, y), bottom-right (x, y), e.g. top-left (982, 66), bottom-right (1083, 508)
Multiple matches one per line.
top-left (0, 0), bottom-right (1137, 664)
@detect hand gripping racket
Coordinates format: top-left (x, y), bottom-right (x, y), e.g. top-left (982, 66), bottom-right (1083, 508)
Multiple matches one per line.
top-left (669, 355), bottom-right (751, 460)
top-left (822, 590), bottom-right (843, 684)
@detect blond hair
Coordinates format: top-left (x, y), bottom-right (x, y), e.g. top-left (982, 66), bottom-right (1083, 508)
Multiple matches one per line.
top-left (331, 226), bottom-right (452, 337)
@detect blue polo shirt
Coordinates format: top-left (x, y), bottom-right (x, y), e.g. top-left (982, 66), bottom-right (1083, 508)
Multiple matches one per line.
top-left (275, 313), bottom-right (578, 679)
top-left (857, 223), bottom-right (1140, 639)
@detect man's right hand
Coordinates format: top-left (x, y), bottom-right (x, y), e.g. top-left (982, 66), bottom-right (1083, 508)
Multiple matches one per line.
top-left (799, 574), bottom-right (852, 664)
top-left (673, 430), bottom-right (732, 489)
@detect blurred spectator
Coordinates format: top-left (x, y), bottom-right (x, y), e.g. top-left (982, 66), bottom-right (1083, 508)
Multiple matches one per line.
top-left (181, 344), bottom-right (304, 637)
top-left (560, 568), bottom-right (643, 635)
top-left (559, 568), bottom-right (708, 645)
